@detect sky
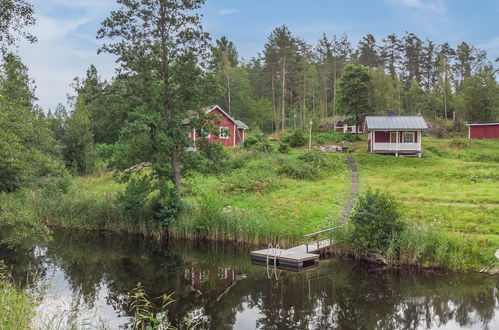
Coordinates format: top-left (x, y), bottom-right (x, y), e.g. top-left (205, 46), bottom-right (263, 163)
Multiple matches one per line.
top-left (13, 0), bottom-right (499, 111)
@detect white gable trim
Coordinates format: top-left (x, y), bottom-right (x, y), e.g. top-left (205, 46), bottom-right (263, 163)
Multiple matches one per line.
top-left (205, 105), bottom-right (237, 124)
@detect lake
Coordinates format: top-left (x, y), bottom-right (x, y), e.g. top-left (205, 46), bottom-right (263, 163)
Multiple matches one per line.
top-left (2, 230), bottom-right (498, 329)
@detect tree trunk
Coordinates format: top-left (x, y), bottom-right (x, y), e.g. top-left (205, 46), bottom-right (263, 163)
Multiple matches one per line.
top-left (281, 58), bottom-right (286, 131)
top-left (332, 59), bottom-right (337, 117)
top-left (271, 70), bottom-right (276, 133)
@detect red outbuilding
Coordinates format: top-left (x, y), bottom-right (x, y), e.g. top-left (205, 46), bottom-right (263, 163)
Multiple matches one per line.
top-left (187, 105), bottom-right (248, 147)
top-left (467, 122), bottom-right (499, 140)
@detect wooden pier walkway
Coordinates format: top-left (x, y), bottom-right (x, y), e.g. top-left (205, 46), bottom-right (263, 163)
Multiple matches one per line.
top-left (251, 157), bottom-right (359, 271)
top-left (250, 231), bottom-right (335, 270)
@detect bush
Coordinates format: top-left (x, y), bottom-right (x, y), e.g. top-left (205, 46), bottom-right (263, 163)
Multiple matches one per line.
top-left (313, 132), bottom-right (357, 144)
top-left (220, 168), bottom-right (279, 194)
top-left (281, 129), bottom-right (306, 147)
top-left (149, 185), bottom-right (183, 228)
top-left (117, 176), bottom-right (154, 221)
top-left (242, 135), bottom-right (259, 149)
top-left (278, 159), bottom-right (321, 180)
top-left (278, 142), bottom-right (290, 154)
top-left (243, 134), bottom-right (274, 153)
top-left (350, 189), bottom-right (404, 253)
top-left (38, 163), bottom-right (73, 197)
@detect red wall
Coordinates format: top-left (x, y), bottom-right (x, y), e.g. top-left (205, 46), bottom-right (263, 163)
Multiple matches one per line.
top-left (469, 125), bottom-right (499, 139)
top-left (207, 108), bottom-right (235, 147)
top-left (374, 131), bottom-right (418, 142)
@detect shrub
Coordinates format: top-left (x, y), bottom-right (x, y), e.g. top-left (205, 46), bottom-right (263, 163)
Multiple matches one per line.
top-left (149, 185), bottom-right (183, 228)
top-left (282, 129), bottom-right (306, 147)
top-left (220, 168), bottom-right (279, 194)
top-left (350, 189), bottom-right (405, 253)
top-left (117, 176), bottom-right (154, 221)
top-left (243, 134), bottom-right (274, 153)
top-left (242, 135), bottom-right (259, 149)
top-left (278, 159), bottom-right (321, 180)
top-left (278, 142), bottom-right (290, 154)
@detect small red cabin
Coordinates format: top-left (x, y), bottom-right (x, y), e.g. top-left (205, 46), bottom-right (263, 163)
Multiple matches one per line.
top-left (187, 105), bottom-right (248, 147)
top-left (467, 122), bottom-right (499, 140)
top-left (365, 115), bottom-right (428, 157)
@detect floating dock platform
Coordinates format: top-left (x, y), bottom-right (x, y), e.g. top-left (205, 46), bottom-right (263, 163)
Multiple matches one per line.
top-left (251, 238), bottom-right (332, 270)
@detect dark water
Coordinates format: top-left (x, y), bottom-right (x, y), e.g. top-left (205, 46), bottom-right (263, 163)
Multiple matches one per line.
top-left (2, 230), bottom-right (498, 329)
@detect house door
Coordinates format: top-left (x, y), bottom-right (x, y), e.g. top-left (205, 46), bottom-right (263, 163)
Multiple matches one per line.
top-left (390, 132), bottom-right (397, 143)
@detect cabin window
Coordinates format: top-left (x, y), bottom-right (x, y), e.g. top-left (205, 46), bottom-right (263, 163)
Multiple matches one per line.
top-left (403, 132), bottom-right (415, 143)
top-left (201, 128), bottom-right (210, 138)
top-left (219, 127), bottom-right (230, 139)
top-left (390, 132), bottom-right (397, 143)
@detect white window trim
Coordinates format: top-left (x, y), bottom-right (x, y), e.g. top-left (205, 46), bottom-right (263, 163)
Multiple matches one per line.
top-left (402, 132), bottom-right (415, 143)
top-left (201, 128), bottom-right (210, 139)
top-left (219, 126), bottom-right (229, 139)
top-left (389, 132), bottom-right (397, 143)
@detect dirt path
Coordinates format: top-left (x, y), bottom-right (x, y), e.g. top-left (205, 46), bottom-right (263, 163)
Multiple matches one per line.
top-left (339, 156), bottom-right (359, 224)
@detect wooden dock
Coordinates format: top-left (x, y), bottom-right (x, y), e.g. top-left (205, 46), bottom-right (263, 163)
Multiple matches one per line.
top-left (250, 233), bottom-right (334, 270)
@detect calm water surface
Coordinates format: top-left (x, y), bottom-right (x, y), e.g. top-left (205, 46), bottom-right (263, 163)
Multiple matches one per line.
top-left (2, 230), bottom-right (498, 329)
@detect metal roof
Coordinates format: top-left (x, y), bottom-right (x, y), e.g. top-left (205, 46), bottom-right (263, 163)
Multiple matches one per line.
top-left (466, 122), bottom-right (499, 126)
top-left (365, 116), bottom-right (428, 130)
top-left (234, 120), bottom-right (248, 129)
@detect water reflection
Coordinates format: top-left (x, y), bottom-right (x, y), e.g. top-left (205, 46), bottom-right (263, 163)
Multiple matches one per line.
top-left (1, 230), bottom-right (498, 329)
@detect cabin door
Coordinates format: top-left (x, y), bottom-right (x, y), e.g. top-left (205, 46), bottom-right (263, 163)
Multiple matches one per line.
top-left (390, 132), bottom-right (397, 143)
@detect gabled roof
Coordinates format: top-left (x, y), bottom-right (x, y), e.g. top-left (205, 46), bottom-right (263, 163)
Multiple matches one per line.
top-left (234, 120), bottom-right (248, 129)
top-left (365, 116), bottom-right (428, 130)
top-left (205, 105), bottom-right (236, 124)
top-left (181, 105), bottom-right (249, 129)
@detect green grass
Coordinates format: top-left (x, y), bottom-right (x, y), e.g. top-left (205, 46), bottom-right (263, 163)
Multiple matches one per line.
top-left (354, 136), bottom-right (499, 269)
top-left (33, 136), bottom-right (499, 271)
top-left (0, 270), bottom-right (36, 330)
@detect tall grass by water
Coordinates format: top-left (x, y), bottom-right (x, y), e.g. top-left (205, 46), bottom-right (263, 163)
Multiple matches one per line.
top-left (0, 261), bottom-right (37, 329)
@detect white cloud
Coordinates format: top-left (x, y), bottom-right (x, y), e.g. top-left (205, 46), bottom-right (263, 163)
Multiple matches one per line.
top-left (217, 8), bottom-right (238, 16)
top-left (387, 0), bottom-right (446, 13)
top-left (13, 1), bottom-right (118, 111)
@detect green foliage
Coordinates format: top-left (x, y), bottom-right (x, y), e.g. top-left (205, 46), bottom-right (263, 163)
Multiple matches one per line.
top-left (314, 132), bottom-right (357, 144)
top-left (281, 129), bottom-right (306, 147)
top-left (172, 193), bottom-right (284, 243)
top-left (0, 265), bottom-right (37, 330)
top-left (242, 134), bottom-right (273, 152)
top-left (0, 53), bottom-right (56, 192)
top-left (338, 64), bottom-right (371, 118)
top-left (220, 168), bottom-right (279, 194)
top-left (0, 193), bottom-right (51, 248)
top-left (278, 142), bottom-right (290, 154)
top-left (278, 159), bottom-right (321, 180)
top-left (129, 283), bottom-right (175, 329)
top-left (456, 68), bottom-right (499, 122)
top-left (350, 189), bottom-right (405, 253)
top-left (117, 176), bottom-right (154, 220)
top-left (150, 185), bottom-right (183, 228)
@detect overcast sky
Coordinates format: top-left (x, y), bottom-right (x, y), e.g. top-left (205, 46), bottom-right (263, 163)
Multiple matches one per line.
top-left (13, 0), bottom-right (499, 111)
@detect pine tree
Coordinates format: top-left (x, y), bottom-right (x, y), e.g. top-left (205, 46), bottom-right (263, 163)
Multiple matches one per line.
top-left (357, 34), bottom-right (380, 68)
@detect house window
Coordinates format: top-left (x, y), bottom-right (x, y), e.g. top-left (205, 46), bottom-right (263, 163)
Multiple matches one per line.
top-left (390, 132), bottom-right (397, 143)
top-left (201, 127), bottom-right (210, 138)
top-left (403, 132), bottom-right (415, 143)
top-left (219, 127), bottom-right (230, 139)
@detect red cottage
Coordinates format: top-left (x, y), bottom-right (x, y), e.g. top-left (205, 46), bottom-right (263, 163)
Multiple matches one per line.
top-left (467, 122), bottom-right (499, 140)
top-left (365, 115), bottom-right (428, 157)
top-left (188, 105), bottom-right (248, 147)
top-left (332, 115), bottom-right (364, 134)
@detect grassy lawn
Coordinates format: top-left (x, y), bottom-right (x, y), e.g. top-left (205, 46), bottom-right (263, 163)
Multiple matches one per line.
top-left (39, 134), bottom-right (498, 269)
top-left (353, 136), bottom-right (499, 261)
